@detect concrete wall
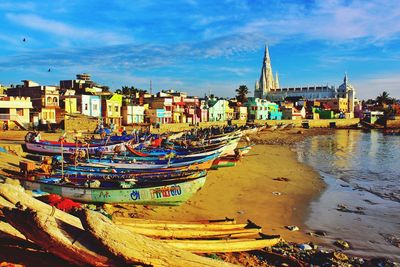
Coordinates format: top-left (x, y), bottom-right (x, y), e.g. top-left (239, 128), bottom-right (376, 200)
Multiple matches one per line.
top-left (258, 118), bottom-right (360, 128)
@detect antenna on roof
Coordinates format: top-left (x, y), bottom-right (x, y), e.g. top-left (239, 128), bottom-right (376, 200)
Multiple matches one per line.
top-left (150, 80), bottom-right (152, 94)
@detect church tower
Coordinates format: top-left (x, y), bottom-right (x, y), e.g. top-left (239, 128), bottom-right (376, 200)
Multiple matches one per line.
top-left (254, 45), bottom-right (276, 98)
top-left (338, 73), bottom-right (356, 117)
top-left (274, 72), bottom-right (280, 89)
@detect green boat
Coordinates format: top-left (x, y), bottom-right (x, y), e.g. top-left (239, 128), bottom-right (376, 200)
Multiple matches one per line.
top-left (19, 176), bottom-right (206, 206)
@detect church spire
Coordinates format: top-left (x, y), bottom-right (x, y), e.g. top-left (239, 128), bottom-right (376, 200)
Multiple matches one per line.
top-left (275, 72), bottom-right (280, 89)
top-left (255, 44), bottom-right (276, 98)
top-left (264, 44), bottom-right (270, 64)
top-left (344, 72), bottom-right (348, 84)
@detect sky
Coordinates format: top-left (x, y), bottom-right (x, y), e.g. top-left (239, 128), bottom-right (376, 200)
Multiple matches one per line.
top-left (0, 0), bottom-right (399, 100)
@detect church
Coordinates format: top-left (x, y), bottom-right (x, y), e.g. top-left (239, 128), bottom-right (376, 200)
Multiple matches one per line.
top-left (254, 46), bottom-right (356, 116)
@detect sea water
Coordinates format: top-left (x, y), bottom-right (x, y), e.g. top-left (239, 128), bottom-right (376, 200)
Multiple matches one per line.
top-left (296, 130), bottom-right (400, 261)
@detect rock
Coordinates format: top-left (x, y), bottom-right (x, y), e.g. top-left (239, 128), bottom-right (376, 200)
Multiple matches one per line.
top-left (285, 225), bottom-right (299, 231)
top-left (298, 244), bottom-right (313, 251)
top-left (350, 257), bottom-right (365, 265)
top-left (333, 251), bottom-right (348, 261)
top-left (309, 242), bottom-right (318, 250)
top-left (334, 239), bottom-right (350, 249)
top-left (369, 257), bottom-right (397, 267)
top-left (272, 191), bottom-right (282, 196)
top-left (314, 230), bottom-right (327, 236)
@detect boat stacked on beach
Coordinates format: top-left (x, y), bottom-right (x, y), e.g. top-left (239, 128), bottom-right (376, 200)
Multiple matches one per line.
top-left (20, 125), bottom-right (256, 205)
top-left (0, 182), bottom-right (282, 266)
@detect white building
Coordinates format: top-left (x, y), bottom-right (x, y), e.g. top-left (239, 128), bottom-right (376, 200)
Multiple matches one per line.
top-left (0, 96), bottom-right (33, 129)
top-left (80, 95), bottom-right (101, 117)
top-left (122, 105), bottom-right (145, 125)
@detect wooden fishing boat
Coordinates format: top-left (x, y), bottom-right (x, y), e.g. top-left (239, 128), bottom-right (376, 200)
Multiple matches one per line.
top-left (118, 224), bottom-right (261, 239)
top-left (124, 144), bottom-right (225, 159)
top-left (161, 237), bottom-right (281, 253)
top-left (38, 170), bottom-right (207, 185)
top-left (77, 209), bottom-right (236, 266)
top-left (61, 158), bottom-right (215, 176)
top-left (112, 217), bottom-right (249, 230)
top-left (25, 138), bottom-right (130, 155)
top-left (127, 142), bottom-right (227, 157)
top-left (1, 184), bottom-right (277, 256)
top-left (211, 158), bottom-right (237, 169)
top-left (2, 207), bottom-right (116, 267)
top-left (81, 151), bottom-right (221, 166)
top-left (19, 176), bottom-right (207, 205)
top-left (77, 155), bottom-right (217, 170)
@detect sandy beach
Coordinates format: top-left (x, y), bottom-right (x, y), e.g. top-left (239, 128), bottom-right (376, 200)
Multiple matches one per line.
top-left (107, 143), bottom-right (325, 244)
top-left (5, 128), bottom-right (391, 266)
top-left (0, 129), bottom-right (325, 243)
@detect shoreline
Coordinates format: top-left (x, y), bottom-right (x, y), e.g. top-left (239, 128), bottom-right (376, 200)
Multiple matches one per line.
top-left (0, 129), bottom-right (398, 265)
top-left (105, 129), bottom-right (329, 244)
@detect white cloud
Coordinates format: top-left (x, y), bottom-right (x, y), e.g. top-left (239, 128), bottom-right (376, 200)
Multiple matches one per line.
top-left (353, 74), bottom-right (400, 99)
top-left (5, 13), bottom-right (133, 45)
top-left (215, 0), bottom-right (400, 47)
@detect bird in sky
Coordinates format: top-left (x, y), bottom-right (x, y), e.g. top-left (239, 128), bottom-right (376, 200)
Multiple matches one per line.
top-left (22, 38), bottom-right (26, 42)
top-left (48, 68), bottom-right (51, 72)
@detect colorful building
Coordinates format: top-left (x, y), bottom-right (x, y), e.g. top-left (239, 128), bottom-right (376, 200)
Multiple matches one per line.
top-left (207, 98), bottom-right (227, 122)
top-left (281, 106), bottom-right (306, 120)
top-left (245, 97), bottom-right (269, 120)
top-left (146, 108), bottom-right (170, 124)
top-left (197, 100), bottom-right (208, 122)
top-left (267, 102), bottom-right (282, 120)
top-left (0, 96), bottom-right (32, 129)
top-left (147, 95), bottom-right (173, 124)
top-left (102, 94), bottom-right (123, 126)
top-left (60, 90), bottom-right (78, 114)
top-left (122, 104), bottom-right (145, 125)
top-left (80, 95), bottom-right (101, 117)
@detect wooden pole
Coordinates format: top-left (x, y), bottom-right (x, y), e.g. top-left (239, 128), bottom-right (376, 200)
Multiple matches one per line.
top-left (61, 140), bottom-right (64, 179)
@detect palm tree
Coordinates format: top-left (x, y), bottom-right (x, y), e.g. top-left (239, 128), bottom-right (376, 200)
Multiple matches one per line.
top-left (376, 91), bottom-right (390, 106)
top-left (121, 86), bottom-right (130, 95)
top-left (235, 85), bottom-right (250, 103)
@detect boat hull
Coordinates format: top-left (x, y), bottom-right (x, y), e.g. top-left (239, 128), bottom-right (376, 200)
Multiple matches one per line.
top-left (20, 177), bottom-right (206, 205)
top-left (26, 141), bottom-right (128, 155)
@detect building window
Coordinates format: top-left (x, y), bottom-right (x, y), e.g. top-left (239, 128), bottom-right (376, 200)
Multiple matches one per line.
top-left (93, 104), bottom-right (97, 111)
top-left (47, 96), bottom-right (51, 103)
top-left (53, 97), bottom-right (58, 103)
top-left (17, 108), bottom-right (24, 116)
top-left (115, 106), bottom-right (119, 112)
top-left (108, 105), bottom-right (111, 112)
top-left (85, 104), bottom-right (88, 111)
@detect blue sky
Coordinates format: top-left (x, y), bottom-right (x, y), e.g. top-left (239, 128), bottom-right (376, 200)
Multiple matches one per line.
top-left (0, 0), bottom-right (399, 99)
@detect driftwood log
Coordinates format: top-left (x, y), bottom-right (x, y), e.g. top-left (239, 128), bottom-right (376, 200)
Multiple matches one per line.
top-left (0, 183), bottom-right (82, 228)
top-left (78, 209), bottom-right (237, 267)
top-left (2, 207), bottom-right (117, 267)
top-left (0, 195), bottom-right (29, 242)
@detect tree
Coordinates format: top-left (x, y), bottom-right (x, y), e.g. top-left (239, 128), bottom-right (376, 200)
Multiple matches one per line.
top-left (101, 86), bottom-right (110, 92)
top-left (235, 85), bottom-right (250, 103)
top-left (376, 91), bottom-right (390, 106)
top-left (115, 89), bottom-right (122, 94)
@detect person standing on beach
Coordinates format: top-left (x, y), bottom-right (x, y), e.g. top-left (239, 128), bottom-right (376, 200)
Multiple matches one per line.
top-left (2, 121), bottom-right (8, 131)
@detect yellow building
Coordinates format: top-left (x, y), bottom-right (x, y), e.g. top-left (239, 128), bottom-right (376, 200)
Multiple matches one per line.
top-left (102, 94), bottom-right (123, 126)
top-left (224, 101), bottom-right (234, 120)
